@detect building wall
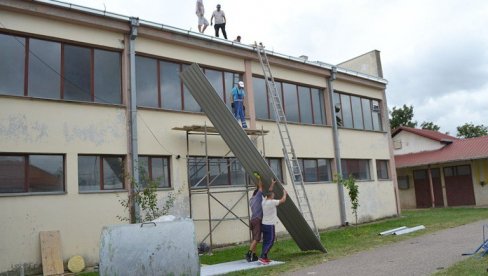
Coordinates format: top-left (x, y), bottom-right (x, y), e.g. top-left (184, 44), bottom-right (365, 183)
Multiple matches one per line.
top-left (0, 2), bottom-right (395, 273)
top-left (393, 131), bottom-right (444, 155)
top-left (472, 159), bottom-right (488, 205)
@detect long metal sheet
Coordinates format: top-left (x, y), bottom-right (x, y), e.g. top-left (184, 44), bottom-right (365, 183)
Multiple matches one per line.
top-left (180, 63), bottom-right (326, 252)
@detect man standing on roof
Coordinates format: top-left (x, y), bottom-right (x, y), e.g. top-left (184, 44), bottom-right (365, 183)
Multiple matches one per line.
top-left (195, 0), bottom-right (209, 33)
top-left (231, 81), bottom-right (247, 128)
top-left (245, 172), bottom-right (267, 262)
top-left (259, 181), bottom-right (287, 265)
top-left (210, 4), bottom-right (227, 39)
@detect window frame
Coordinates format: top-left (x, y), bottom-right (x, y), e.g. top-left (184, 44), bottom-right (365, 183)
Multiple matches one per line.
top-left (78, 155), bottom-right (125, 192)
top-left (252, 75), bottom-right (326, 125)
top-left (334, 91), bottom-right (383, 131)
top-left (341, 159), bottom-right (372, 181)
top-left (138, 155), bottom-right (172, 189)
top-left (297, 158), bottom-right (333, 183)
top-left (188, 156), bottom-right (248, 188)
top-left (0, 153), bottom-right (66, 195)
top-left (266, 157), bottom-right (284, 183)
top-left (376, 159), bottom-right (390, 180)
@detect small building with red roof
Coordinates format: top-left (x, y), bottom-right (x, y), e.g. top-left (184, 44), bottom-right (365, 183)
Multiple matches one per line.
top-left (392, 126), bottom-right (488, 209)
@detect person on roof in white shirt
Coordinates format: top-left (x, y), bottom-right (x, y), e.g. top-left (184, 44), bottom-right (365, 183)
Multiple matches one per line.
top-left (210, 4), bottom-right (227, 39)
top-left (195, 0), bottom-right (209, 33)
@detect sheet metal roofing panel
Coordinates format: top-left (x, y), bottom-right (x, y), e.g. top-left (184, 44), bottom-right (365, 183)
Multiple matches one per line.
top-left (180, 63), bottom-right (326, 253)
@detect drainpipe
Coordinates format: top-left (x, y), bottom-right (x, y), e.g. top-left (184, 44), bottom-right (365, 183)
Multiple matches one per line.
top-left (328, 66), bottom-right (347, 226)
top-left (129, 17), bottom-right (140, 222)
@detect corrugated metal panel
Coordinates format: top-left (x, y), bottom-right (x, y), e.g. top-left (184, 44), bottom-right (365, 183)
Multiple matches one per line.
top-left (180, 63), bottom-right (326, 253)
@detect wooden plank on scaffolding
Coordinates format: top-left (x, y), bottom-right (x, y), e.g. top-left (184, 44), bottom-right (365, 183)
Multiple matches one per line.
top-left (39, 230), bottom-right (64, 275)
top-left (180, 63), bottom-right (326, 253)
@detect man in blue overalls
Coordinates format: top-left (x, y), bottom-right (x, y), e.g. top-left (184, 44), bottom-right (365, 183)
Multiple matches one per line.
top-left (231, 81), bottom-right (247, 128)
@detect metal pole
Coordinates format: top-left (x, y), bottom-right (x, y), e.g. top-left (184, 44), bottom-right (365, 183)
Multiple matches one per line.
top-left (328, 66), bottom-right (347, 226)
top-left (427, 166), bottom-right (435, 208)
top-left (204, 123), bottom-right (213, 253)
top-left (129, 17), bottom-right (140, 222)
top-left (186, 131), bottom-right (193, 218)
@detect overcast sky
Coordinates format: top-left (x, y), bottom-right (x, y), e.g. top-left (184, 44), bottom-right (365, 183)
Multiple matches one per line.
top-left (67, 0), bottom-right (488, 135)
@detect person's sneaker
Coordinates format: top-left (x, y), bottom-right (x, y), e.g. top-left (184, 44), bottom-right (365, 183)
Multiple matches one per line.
top-left (245, 251), bottom-right (252, 262)
top-left (251, 253), bottom-right (259, 262)
top-left (258, 258), bottom-right (270, 265)
top-left (263, 258), bottom-right (271, 263)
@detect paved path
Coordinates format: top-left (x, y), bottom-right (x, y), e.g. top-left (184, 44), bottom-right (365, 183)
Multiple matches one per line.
top-left (286, 219), bottom-right (488, 276)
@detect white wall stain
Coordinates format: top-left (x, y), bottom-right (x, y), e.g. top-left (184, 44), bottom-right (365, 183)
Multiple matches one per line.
top-left (0, 114), bottom-right (48, 143)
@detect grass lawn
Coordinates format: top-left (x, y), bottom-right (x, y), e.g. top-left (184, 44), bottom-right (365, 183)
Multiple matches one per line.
top-left (434, 254), bottom-right (488, 275)
top-left (200, 207), bottom-right (488, 275)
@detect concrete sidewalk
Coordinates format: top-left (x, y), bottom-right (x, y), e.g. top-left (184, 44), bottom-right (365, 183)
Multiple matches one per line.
top-left (286, 219), bottom-right (488, 276)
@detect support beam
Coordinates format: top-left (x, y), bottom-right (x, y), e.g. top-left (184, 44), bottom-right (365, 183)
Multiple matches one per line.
top-left (427, 166), bottom-right (435, 208)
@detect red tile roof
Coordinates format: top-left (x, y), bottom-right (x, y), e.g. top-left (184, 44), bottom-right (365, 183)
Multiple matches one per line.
top-left (395, 135), bottom-right (488, 168)
top-left (392, 126), bottom-right (458, 142)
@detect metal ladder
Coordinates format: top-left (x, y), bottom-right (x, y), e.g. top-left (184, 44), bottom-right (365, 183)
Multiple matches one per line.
top-left (254, 42), bottom-right (319, 237)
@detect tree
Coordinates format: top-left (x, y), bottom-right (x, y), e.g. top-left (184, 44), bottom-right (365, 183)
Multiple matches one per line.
top-left (389, 104), bottom-right (417, 130)
top-left (456, 123), bottom-right (488, 138)
top-left (420, 121), bottom-right (440, 131)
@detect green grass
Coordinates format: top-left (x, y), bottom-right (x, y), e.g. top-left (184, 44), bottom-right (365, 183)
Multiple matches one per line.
top-left (434, 254), bottom-right (488, 275)
top-left (200, 207), bottom-right (488, 275)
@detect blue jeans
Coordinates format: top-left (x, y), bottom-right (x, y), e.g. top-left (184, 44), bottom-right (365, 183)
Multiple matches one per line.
top-left (260, 224), bottom-right (275, 259)
top-left (233, 101), bottom-right (247, 128)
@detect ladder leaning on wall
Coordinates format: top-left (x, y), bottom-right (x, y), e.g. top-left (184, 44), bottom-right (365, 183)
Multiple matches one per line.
top-left (254, 42), bottom-right (319, 237)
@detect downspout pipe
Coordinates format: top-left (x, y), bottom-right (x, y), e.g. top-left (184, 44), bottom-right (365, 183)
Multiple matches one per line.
top-left (129, 17), bottom-right (140, 222)
top-left (328, 66), bottom-right (347, 226)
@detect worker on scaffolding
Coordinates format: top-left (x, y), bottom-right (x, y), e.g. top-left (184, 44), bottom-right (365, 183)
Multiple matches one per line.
top-left (245, 172), bottom-right (274, 262)
top-left (231, 81), bottom-right (247, 128)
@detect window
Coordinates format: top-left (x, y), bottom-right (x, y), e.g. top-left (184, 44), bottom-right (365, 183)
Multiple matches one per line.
top-left (397, 176), bottom-right (409, 190)
top-left (188, 157), bottom-right (246, 187)
top-left (0, 154), bottom-right (64, 193)
top-left (376, 160), bottom-right (390, 180)
top-left (0, 34), bottom-right (122, 103)
top-left (298, 158), bottom-right (332, 182)
top-left (341, 159), bottom-right (371, 180)
top-left (335, 92), bottom-right (383, 131)
top-left (135, 56), bottom-right (240, 112)
top-left (253, 76), bottom-right (326, 125)
top-left (443, 165), bottom-right (471, 177)
top-left (266, 158), bottom-right (283, 182)
top-left (78, 155), bottom-right (124, 191)
top-left (0, 33), bottom-right (25, 96)
top-left (139, 156), bottom-right (171, 188)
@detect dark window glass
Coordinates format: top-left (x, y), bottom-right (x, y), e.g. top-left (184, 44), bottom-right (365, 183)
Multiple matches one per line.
top-left (224, 72), bottom-right (235, 111)
top-left (376, 160), bottom-right (389, 180)
top-left (0, 34), bottom-right (25, 96)
top-left (189, 157), bottom-right (207, 187)
top-left (0, 156), bottom-right (25, 193)
top-left (456, 165), bottom-right (471, 176)
top-left (341, 159), bottom-right (370, 180)
top-left (340, 94), bottom-right (353, 128)
top-left (303, 159), bottom-right (318, 182)
top-left (28, 39), bottom-right (61, 99)
top-left (311, 88), bottom-right (325, 125)
top-left (372, 100), bottom-right (382, 131)
top-left (29, 155), bottom-right (64, 192)
top-left (182, 65), bottom-right (201, 112)
top-left (283, 83), bottom-right (299, 122)
top-left (161, 61), bottom-right (182, 110)
top-left (317, 159), bottom-right (332, 181)
top-left (208, 158), bottom-right (228, 186)
top-left (138, 156), bottom-right (150, 187)
top-left (333, 92), bottom-right (342, 126)
top-left (78, 156), bottom-right (100, 191)
top-left (94, 49), bottom-right (121, 104)
top-left (443, 167), bottom-right (453, 177)
top-left (298, 86), bottom-right (313, 124)
top-left (78, 155), bottom-right (124, 191)
top-left (351, 96), bottom-right (363, 129)
top-left (269, 81), bottom-right (283, 121)
top-left (397, 176), bottom-right (409, 190)
top-left (413, 170), bottom-right (427, 180)
top-left (151, 157), bottom-right (170, 188)
top-left (253, 77), bottom-right (268, 119)
top-left (103, 157), bottom-right (123, 190)
top-left (205, 69), bottom-right (224, 101)
top-left (267, 158), bottom-right (283, 183)
top-left (361, 98), bottom-right (373, 130)
top-left (64, 45), bottom-right (91, 101)
top-left (136, 56), bottom-right (158, 107)
top-left (230, 158), bottom-right (246, 185)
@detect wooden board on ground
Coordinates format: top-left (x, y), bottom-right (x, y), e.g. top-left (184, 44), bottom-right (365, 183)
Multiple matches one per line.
top-left (40, 231), bottom-right (64, 276)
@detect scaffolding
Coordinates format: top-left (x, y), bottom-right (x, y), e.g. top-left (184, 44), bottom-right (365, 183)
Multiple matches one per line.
top-left (172, 124), bottom-right (268, 253)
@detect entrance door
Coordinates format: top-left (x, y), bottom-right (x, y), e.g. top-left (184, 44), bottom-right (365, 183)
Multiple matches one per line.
top-left (444, 165), bottom-right (476, 206)
top-left (413, 169), bottom-right (443, 208)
